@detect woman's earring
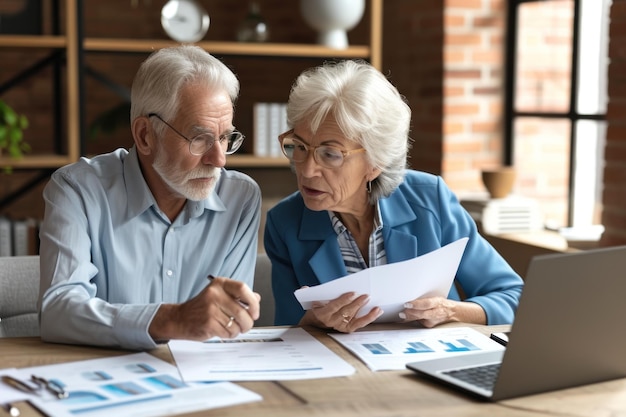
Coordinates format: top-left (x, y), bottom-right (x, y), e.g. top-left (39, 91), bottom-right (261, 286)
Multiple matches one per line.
top-left (366, 180), bottom-right (372, 194)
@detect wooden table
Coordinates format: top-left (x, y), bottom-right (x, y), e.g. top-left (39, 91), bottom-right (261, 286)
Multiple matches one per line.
top-left (2, 324), bottom-right (626, 417)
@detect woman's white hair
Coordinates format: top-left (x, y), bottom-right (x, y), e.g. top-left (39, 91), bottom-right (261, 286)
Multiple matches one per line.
top-left (130, 45), bottom-right (239, 137)
top-left (286, 59), bottom-right (412, 204)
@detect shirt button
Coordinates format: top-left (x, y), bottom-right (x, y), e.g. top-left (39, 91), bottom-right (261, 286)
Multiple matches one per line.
top-left (166, 270), bottom-right (173, 277)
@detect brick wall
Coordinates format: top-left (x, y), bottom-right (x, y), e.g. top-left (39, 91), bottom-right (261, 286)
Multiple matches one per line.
top-left (442, 0), bottom-right (506, 191)
top-left (383, 0), bottom-right (506, 191)
top-left (602, 0), bottom-right (626, 245)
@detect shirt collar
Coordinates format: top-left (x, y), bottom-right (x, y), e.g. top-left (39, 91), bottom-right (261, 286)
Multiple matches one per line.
top-left (329, 201), bottom-right (384, 236)
top-left (124, 146), bottom-right (155, 219)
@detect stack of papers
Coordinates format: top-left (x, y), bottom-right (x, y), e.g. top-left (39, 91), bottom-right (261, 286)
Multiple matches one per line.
top-left (1, 352), bottom-right (260, 417)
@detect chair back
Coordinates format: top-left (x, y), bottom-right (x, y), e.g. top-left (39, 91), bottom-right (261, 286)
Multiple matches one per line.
top-left (0, 255), bottom-right (40, 337)
top-left (253, 252), bottom-right (275, 326)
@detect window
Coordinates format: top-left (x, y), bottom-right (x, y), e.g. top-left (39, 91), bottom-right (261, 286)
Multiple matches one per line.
top-left (504, 0), bottom-right (610, 228)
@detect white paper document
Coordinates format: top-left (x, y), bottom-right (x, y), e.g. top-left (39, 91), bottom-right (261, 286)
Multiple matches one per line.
top-left (329, 327), bottom-right (505, 371)
top-left (295, 237), bottom-right (469, 322)
top-left (2, 352), bottom-right (261, 417)
top-left (169, 327), bottom-right (355, 382)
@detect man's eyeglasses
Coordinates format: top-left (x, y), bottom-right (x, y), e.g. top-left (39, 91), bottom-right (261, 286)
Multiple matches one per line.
top-left (148, 113), bottom-right (244, 156)
top-left (279, 129), bottom-right (366, 169)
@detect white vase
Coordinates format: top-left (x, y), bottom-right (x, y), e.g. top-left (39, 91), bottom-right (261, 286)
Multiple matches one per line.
top-left (300, 0), bottom-right (366, 49)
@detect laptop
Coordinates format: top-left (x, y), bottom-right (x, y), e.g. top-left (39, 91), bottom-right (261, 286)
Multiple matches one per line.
top-left (406, 245), bottom-right (626, 401)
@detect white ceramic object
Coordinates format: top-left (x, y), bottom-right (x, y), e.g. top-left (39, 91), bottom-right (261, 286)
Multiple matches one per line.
top-left (300, 0), bottom-right (365, 49)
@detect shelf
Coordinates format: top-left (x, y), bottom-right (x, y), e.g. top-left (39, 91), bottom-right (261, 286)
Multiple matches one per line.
top-left (226, 155), bottom-right (290, 168)
top-left (0, 154), bottom-right (290, 170)
top-left (0, 35), bottom-right (67, 48)
top-left (0, 154), bottom-right (74, 169)
top-left (84, 38), bottom-right (371, 59)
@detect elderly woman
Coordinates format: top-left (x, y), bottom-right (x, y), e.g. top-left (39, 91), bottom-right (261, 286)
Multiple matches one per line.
top-left (264, 60), bottom-right (523, 332)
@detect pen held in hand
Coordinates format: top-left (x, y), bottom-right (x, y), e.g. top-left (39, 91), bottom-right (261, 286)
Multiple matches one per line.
top-left (207, 275), bottom-right (250, 310)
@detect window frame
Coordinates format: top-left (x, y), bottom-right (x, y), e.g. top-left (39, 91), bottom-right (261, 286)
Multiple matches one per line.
top-left (503, 0), bottom-right (606, 226)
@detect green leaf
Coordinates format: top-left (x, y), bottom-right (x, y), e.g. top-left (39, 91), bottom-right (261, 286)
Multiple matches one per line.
top-left (9, 127), bottom-right (23, 143)
top-left (3, 106), bottom-right (17, 126)
top-left (18, 115), bottom-right (29, 129)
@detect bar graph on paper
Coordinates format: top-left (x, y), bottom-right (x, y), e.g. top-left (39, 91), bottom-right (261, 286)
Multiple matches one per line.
top-left (330, 327), bottom-right (504, 371)
top-left (364, 337), bottom-right (479, 355)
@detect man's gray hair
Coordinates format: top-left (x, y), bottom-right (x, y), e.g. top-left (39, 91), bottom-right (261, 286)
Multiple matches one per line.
top-left (130, 45), bottom-right (239, 137)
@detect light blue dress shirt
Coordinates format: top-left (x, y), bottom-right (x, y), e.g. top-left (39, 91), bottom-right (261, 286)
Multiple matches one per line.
top-left (38, 147), bottom-right (261, 350)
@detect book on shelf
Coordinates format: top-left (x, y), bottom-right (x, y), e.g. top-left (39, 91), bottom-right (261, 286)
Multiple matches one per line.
top-left (253, 102), bottom-right (269, 157)
top-left (267, 102), bottom-right (284, 157)
top-left (12, 217), bottom-right (39, 256)
top-left (0, 216), bottom-right (40, 257)
top-left (253, 102), bottom-right (288, 158)
top-left (0, 216), bottom-right (11, 257)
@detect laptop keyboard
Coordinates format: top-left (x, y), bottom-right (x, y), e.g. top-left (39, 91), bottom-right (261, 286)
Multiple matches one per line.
top-left (443, 363), bottom-right (500, 391)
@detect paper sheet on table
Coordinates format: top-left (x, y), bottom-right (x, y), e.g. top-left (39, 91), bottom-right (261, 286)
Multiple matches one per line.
top-left (170, 327), bottom-right (355, 382)
top-left (295, 237), bottom-right (469, 323)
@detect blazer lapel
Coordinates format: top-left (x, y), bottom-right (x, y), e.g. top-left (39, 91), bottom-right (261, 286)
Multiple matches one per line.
top-left (299, 208), bottom-right (348, 284)
top-left (310, 240), bottom-right (347, 283)
top-left (296, 193), bottom-right (421, 283)
top-left (380, 192), bottom-right (419, 263)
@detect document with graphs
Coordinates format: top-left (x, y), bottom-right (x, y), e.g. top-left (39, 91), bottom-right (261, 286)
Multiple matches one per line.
top-left (330, 327), bottom-right (505, 371)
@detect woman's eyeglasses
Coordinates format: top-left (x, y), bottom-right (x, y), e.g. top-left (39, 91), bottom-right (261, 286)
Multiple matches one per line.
top-left (278, 129), bottom-right (366, 169)
top-left (148, 113), bottom-right (244, 156)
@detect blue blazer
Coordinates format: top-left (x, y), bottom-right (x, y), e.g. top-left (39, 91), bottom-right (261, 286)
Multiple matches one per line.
top-left (264, 170), bottom-right (524, 326)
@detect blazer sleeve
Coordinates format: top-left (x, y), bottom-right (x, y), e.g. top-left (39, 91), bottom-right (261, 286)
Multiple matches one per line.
top-left (264, 207), bottom-right (307, 325)
top-left (436, 178), bottom-right (524, 324)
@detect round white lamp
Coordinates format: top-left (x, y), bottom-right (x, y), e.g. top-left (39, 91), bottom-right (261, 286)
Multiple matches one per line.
top-left (300, 0), bottom-right (366, 49)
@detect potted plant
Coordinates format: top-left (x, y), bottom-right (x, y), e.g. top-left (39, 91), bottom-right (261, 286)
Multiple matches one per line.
top-left (0, 99), bottom-right (30, 161)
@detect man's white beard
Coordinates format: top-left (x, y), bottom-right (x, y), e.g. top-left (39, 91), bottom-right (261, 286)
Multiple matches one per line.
top-left (152, 145), bottom-right (221, 201)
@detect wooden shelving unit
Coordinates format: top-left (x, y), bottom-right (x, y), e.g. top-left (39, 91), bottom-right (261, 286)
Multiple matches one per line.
top-left (0, 0), bottom-right (81, 171)
top-left (0, 0), bottom-right (382, 171)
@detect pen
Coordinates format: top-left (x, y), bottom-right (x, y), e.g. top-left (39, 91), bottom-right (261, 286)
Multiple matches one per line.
top-left (207, 274), bottom-right (250, 310)
top-left (1, 375), bottom-right (67, 400)
top-left (1, 376), bottom-right (36, 395)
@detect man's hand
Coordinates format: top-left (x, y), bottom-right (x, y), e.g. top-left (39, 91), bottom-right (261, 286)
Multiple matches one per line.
top-left (149, 276), bottom-right (260, 342)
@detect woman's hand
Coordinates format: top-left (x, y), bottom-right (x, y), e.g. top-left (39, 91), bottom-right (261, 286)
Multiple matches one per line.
top-left (399, 296), bottom-right (486, 327)
top-left (300, 291), bottom-right (383, 332)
